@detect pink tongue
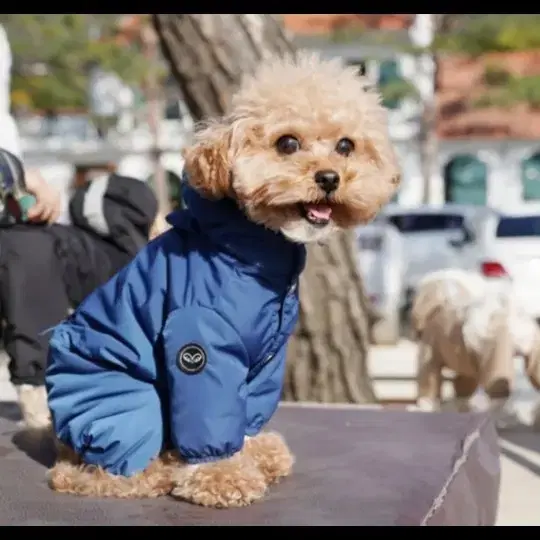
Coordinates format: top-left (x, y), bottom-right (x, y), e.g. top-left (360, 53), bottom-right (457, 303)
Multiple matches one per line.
top-left (305, 204), bottom-right (332, 220)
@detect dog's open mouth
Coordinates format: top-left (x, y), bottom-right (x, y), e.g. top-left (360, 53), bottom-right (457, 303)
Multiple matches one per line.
top-left (298, 203), bottom-right (333, 227)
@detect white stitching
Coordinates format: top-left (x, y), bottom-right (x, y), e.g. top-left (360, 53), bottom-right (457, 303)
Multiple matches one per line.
top-left (420, 428), bottom-right (481, 525)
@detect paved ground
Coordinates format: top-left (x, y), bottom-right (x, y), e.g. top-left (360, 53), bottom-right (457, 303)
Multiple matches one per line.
top-left (2, 344), bottom-right (539, 525)
top-left (497, 433), bottom-right (540, 525)
top-left (369, 340), bottom-right (540, 526)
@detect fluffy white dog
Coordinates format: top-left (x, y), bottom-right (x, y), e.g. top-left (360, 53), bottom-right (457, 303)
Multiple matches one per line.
top-left (411, 269), bottom-right (540, 429)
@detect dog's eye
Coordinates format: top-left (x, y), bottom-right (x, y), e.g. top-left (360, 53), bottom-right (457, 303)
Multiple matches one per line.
top-left (335, 138), bottom-right (355, 156)
top-left (275, 135), bottom-right (300, 155)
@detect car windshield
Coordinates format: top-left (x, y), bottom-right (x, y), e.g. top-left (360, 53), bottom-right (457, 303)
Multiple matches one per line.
top-left (496, 216), bottom-right (540, 237)
top-left (387, 213), bottom-right (464, 233)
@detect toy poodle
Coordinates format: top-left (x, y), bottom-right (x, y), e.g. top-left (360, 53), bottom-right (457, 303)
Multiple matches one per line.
top-left (45, 51), bottom-right (400, 508)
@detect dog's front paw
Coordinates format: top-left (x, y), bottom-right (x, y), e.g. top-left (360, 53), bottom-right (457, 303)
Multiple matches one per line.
top-left (244, 431), bottom-right (294, 484)
top-left (170, 454), bottom-right (267, 508)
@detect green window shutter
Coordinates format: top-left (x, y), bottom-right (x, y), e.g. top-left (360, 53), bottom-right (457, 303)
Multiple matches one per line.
top-left (378, 59), bottom-right (402, 110)
top-left (521, 154), bottom-right (540, 201)
top-left (445, 155), bottom-right (487, 206)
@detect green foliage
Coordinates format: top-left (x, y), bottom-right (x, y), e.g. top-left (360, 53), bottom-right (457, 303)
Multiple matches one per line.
top-left (436, 15), bottom-right (540, 110)
top-left (379, 77), bottom-right (419, 109)
top-left (330, 26), bottom-right (365, 44)
top-left (442, 15), bottom-right (540, 56)
top-left (370, 15), bottom-right (540, 110)
top-left (482, 64), bottom-right (513, 87)
top-left (475, 74), bottom-right (540, 110)
top-left (432, 15), bottom-right (540, 110)
top-left (0, 15), bottom-right (149, 111)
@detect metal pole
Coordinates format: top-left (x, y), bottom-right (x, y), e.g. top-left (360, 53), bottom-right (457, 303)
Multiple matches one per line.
top-left (409, 14), bottom-right (437, 205)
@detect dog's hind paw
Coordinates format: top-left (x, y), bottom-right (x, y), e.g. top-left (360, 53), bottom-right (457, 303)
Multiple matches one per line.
top-left (244, 431), bottom-right (294, 484)
top-left (170, 454), bottom-right (268, 508)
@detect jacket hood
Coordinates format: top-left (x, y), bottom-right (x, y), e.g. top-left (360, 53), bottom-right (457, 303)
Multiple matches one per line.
top-left (166, 178), bottom-right (306, 283)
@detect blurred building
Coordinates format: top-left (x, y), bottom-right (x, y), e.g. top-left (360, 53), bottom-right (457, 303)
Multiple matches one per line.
top-left (283, 14), bottom-right (540, 209)
top-left (16, 101), bottom-right (190, 201)
top-left (12, 14), bottom-right (193, 200)
top-left (12, 15), bottom-right (540, 211)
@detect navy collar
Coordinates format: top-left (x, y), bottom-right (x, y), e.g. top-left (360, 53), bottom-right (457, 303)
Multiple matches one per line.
top-left (167, 183), bottom-right (306, 286)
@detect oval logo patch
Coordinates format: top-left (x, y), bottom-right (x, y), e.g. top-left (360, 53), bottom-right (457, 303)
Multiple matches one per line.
top-left (177, 343), bottom-right (207, 375)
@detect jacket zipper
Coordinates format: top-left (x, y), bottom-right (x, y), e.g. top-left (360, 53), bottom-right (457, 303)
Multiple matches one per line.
top-left (276, 280), bottom-right (296, 332)
top-left (247, 280), bottom-right (298, 383)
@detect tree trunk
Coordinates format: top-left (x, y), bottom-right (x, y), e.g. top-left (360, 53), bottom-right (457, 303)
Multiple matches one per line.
top-left (153, 15), bottom-right (293, 121)
top-left (153, 14), bottom-right (377, 404)
top-left (285, 233), bottom-right (376, 403)
top-left (141, 24), bottom-right (170, 216)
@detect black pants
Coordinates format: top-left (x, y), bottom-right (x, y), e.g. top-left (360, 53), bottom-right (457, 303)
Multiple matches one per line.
top-left (0, 224), bottom-right (129, 386)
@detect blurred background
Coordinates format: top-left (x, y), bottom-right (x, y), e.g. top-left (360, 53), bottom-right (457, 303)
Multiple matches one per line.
top-left (5, 14), bottom-right (540, 396)
top-left (2, 14), bottom-right (540, 523)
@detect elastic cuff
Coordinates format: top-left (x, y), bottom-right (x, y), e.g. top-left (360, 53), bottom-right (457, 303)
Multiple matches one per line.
top-left (180, 446), bottom-right (243, 465)
top-left (245, 425), bottom-right (264, 437)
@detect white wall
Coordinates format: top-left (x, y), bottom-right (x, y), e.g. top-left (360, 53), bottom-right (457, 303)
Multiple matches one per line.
top-left (393, 139), bottom-right (540, 209)
top-left (316, 40), bottom-right (540, 211)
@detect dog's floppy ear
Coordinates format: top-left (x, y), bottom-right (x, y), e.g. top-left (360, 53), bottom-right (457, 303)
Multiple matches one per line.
top-left (183, 122), bottom-right (232, 200)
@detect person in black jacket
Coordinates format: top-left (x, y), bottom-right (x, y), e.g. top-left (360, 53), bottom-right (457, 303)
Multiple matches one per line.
top-left (0, 149), bottom-right (160, 429)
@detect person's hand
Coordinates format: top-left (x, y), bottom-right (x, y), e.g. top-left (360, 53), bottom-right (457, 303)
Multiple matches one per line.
top-left (24, 169), bottom-right (62, 225)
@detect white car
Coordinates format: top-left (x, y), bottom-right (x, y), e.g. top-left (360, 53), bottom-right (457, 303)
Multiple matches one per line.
top-left (356, 221), bottom-right (405, 345)
top-left (455, 205), bottom-right (540, 319)
top-left (377, 204), bottom-right (483, 304)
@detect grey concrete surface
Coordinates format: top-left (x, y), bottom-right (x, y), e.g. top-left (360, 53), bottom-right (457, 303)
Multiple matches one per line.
top-left (0, 344), bottom-right (539, 525)
top-left (369, 340), bottom-right (540, 526)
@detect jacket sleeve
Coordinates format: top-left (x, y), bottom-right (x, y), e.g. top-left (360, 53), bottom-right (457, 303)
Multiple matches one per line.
top-left (161, 306), bottom-right (250, 464)
top-left (245, 345), bottom-right (287, 436)
top-left (46, 241), bottom-right (167, 477)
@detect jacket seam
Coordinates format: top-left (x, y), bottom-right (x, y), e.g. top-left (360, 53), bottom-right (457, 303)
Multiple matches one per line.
top-left (191, 303), bottom-right (250, 361)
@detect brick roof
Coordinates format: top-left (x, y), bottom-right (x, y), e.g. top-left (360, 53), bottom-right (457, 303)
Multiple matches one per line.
top-left (437, 50), bottom-right (540, 140)
top-left (118, 14), bottom-right (539, 141)
top-left (283, 16), bottom-right (540, 141)
top-left (282, 14), bottom-right (413, 34)
top-left (116, 14), bottom-right (144, 44)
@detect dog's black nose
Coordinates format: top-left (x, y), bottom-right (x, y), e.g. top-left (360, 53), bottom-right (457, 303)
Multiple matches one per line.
top-left (314, 170), bottom-right (340, 194)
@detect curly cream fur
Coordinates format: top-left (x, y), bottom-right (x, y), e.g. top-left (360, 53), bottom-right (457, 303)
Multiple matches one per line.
top-left (183, 51), bottom-right (400, 243)
top-left (48, 432), bottom-right (294, 507)
top-left (413, 269), bottom-right (540, 428)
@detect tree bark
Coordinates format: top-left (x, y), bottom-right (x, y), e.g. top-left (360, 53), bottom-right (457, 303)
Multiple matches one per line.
top-left (153, 15), bottom-right (293, 120)
top-left (153, 14), bottom-right (377, 404)
top-left (141, 24), bottom-right (170, 216)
